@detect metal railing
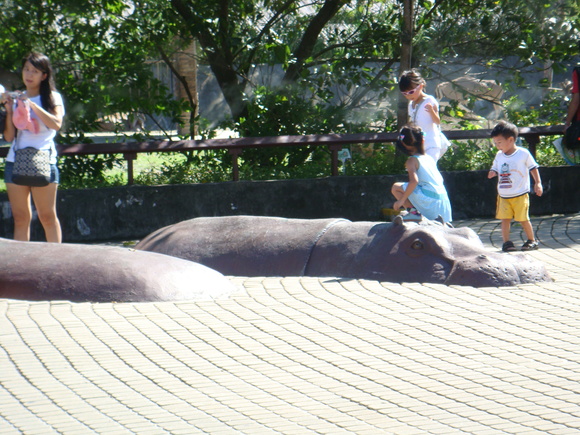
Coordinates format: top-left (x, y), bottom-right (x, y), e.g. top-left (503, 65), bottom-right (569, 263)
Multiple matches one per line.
top-left (0, 125), bottom-right (565, 184)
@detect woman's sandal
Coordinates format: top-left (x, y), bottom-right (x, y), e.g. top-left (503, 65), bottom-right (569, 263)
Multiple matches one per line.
top-left (502, 241), bottom-right (517, 252)
top-left (521, 240), bottom-right (539, 251)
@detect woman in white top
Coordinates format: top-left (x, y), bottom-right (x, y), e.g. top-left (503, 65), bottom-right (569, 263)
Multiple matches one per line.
top-left (1, 52), bottom-right (65, 242)
top-left (399, 69), bottom-right (449, 162)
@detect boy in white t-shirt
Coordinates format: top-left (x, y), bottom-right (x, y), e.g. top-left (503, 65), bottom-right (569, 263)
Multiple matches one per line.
top-left (488, 121), bottom-right (543, 252)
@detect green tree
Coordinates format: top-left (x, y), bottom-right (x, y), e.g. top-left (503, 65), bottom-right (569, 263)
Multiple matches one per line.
top-left (0, 0), bottom-right (578, 187)
top-left (167, 0), bottom-right (580, 130)
top-left (0, 0), bottom-right (187, 186)
top-left (0, 0), bottom-right (185, 140)
top-left (3, 0), bottom-right (577, 138)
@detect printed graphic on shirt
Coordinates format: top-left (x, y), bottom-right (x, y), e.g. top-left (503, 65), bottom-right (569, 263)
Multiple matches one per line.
top-left (498, 162), bottom-right (512, 190)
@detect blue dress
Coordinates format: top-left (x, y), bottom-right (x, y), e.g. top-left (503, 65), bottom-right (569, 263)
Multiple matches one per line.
top-left (402, 154), bottom-right (452, 222)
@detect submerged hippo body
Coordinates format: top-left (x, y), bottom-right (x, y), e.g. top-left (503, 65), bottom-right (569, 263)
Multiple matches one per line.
top-left (0, 238), bottom-right (237, 303)
top-left (136, 216), bottom-right (552, 287)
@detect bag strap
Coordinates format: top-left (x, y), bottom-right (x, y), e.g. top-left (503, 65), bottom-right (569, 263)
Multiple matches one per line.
top-left (13, 134), bottom-right (53, 159)
top-left (411, 99), bottom-right (424, 124)
top-left (13, 129), bottom-right (20, 152)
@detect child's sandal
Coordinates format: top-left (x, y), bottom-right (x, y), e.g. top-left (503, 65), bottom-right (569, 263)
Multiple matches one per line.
top-left (521, 240), bottom-right (539, 251)
top-left (502, 241), bottom-right (516, 252)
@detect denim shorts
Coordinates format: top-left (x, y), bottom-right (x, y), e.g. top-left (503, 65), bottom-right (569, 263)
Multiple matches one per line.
top-left (4, 161), bottom-right (60, 184)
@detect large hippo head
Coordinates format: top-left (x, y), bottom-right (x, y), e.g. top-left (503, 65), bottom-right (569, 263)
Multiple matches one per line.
top-left (136, 215), bottom-right (552, 287)
top-left (311, 216), bottom-right (551, 286)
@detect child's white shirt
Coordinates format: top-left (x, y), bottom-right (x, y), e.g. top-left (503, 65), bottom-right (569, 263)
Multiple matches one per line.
top-left (490, 146), bottom-right (539, 198)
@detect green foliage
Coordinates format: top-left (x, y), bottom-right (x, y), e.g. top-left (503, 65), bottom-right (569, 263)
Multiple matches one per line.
top-left (135, 151), bottom-right (232, 185)
top-left (418, 0), bottom-right (580, 65)
top-left (59, 155), bottom-right (126, 189)
top-left (438, 88), bottom-right (569, 172)
top-left (342, 144), bottom-right (407, 176)
top-left (223, 84), bottom-right (385, 176)
top-left (504, 90), bottom-right (568, 167)
top-left (505, 90), bottom-right (564, 126)
top-left (0, 0), bottom-right (577, 189)
top-left (438, 139), bottom-right (497, 172)
top-left (57, 84), bottom-right (573, 188)
top-left (0, 0), bottom-right (185, 140)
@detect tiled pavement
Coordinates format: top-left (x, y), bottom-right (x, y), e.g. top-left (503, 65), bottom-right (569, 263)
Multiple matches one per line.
top-left (1, 214), bottom-right (579, 434)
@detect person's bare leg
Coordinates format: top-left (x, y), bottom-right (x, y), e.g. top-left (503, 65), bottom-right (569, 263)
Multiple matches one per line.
top-left (519, 220), bottom-right (535, 242)
top-left (31, 183), bottom-right (62, 243)
top-left (501, 219), bottom-right (512, 243)
top-left (6, 183), bottom-right (33, 241)
top-left (391, 183), bottom-right (414, 209)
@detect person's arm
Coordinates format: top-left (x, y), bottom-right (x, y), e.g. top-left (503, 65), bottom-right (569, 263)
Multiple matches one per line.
top-left (565, 69), bottom-right (579, 128)
top-left (488, 159), bottom-right (497, 179)
top-left (565, 93), bottom-right (579, 129)
top-left (488, 154), bottom-right (499, 179)
top-left (1, 93), bottom-right (15, 142)
top-left (530, 167), bottom-right (543, 197)
top-left (28, 99), bottom-right (64, 131)
top-left (393, 157), bottom-right (419, 210)
top-left (424, 97), bottom-right (441, 125)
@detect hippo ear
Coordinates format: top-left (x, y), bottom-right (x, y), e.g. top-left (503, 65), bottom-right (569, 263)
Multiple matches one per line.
top-left (393, 215), bottom-right (405, 227)
top-left (434, 215), bottom-right (454, 228)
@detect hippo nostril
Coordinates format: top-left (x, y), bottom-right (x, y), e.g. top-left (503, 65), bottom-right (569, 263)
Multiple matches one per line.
top-left (477, 254), bottom-right (487, 260)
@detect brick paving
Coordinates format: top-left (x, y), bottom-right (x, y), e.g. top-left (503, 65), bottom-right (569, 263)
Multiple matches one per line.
top-left (1, 214), bottom-right (579, 434)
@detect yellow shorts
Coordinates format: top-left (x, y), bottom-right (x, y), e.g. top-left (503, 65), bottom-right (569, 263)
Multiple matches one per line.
top-left (496, 194), bottom-right (529, 222)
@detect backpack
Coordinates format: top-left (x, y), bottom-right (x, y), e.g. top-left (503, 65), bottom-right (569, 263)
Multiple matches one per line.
top-left (564, 67), bottom-right (580, 150)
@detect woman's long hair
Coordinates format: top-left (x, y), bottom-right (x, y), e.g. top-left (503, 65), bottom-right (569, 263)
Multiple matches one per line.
top-left (395, 125), bottom-right (425, 156)
top-left (22, 52), bottom-right (56, 114)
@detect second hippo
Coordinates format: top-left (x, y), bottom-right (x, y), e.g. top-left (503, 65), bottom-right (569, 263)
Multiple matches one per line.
top-left (0, 238), bottom-right (238, 303)
top-left (135, 215), bottom-right (552, 287)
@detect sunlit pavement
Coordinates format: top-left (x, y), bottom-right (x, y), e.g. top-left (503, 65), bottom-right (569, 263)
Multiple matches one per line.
top-left (1, 214), bottom-right (579, 434)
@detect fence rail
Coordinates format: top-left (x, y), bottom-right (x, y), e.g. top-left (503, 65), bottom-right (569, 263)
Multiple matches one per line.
top-left (0, 125), bottom-right (565, 184)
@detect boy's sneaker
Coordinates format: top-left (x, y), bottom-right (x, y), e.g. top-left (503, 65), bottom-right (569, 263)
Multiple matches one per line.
top-left (521, 240), bottom-right (539, 251)
top-left (401, 208), bottom-right (422, 222)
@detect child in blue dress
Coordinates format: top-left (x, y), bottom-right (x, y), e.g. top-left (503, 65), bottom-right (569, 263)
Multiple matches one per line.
top-left (391, 125), bottom-right (453, 223)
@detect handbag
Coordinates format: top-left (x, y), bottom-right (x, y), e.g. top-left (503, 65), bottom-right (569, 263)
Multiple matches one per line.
top-left (12, 144), bottom-right (52, 187)
top-left (564, 122), bottom-right (580, 150)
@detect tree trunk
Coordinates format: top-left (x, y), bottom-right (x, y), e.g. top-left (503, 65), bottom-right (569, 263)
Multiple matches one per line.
top-left (398, 0), bottom-right (414, 129)
top-left (282, 0), bottom-right (347, 84)
top-left (175, 41), bottom-right (199, 138)
top-left (171, 0), bottom-right (248, 122)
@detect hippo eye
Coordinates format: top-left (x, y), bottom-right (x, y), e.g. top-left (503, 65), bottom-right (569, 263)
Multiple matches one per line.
top-left (411, 239), bottom-right (424, 250)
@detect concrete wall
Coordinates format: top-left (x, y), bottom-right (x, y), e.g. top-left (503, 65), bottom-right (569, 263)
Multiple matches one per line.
top-left (0, 166), bottom-right (578, 243)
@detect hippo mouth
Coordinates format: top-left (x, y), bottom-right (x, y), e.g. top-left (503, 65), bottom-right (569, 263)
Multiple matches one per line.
top-left (445, 252), bottom-right (552, 287)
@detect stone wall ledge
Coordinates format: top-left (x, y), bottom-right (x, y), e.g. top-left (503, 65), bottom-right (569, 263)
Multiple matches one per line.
top-left (0, 166), bottom-right (578, 243)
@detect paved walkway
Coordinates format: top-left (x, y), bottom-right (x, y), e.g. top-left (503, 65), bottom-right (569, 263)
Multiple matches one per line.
top-left (1, 214), bottom-right (579, 434)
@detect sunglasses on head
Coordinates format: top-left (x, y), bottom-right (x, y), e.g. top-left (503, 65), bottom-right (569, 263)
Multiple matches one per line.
top-left (401, 84), bottom-right (421, 96)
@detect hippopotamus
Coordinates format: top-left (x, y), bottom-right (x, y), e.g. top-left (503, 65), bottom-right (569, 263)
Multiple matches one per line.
top-left (135, 215), bottom-right (552, 287)
top-left (0, 238), bottom-right (237, 303)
